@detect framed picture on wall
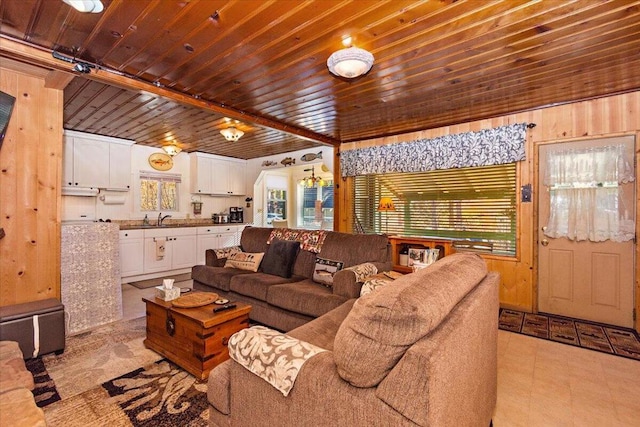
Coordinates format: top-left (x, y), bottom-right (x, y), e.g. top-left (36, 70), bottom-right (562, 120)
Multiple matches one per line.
top-left (408, 248), bottom-right (425, 266)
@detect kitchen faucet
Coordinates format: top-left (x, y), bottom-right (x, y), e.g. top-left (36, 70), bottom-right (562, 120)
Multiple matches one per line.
top-left (158, 213), bottom-right (172, 226)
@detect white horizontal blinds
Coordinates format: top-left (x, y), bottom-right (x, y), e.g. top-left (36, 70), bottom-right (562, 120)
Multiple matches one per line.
top-left (353, 163), bottom-right (517, 256)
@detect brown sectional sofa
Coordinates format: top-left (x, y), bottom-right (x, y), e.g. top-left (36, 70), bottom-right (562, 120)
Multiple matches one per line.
top-left (207, 252), bottom-right (499, 427)
top-left (192, 226), bottom-right (392, 332)
top-left (0, 341), bottom-right (46, 427)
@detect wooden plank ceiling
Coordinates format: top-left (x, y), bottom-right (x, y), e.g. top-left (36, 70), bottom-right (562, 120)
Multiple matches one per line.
top-left (1, 0), bottom-right (640, 159)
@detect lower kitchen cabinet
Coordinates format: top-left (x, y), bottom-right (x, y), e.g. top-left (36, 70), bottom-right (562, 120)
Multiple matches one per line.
top-left (171, 233), bottom-right (198, 269)
top-left (119, 230), bottom-right (144, 277)
top-left (120, 225), bottom-right (244, 281)
top-left (143, 228), bottom-right (197, 274)
top-left (196, 225), bottom-right (240, 265)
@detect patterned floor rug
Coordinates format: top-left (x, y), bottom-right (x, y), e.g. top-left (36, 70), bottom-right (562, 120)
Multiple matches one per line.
top-left (24, 316), bottom-right (208, 426)
top-left (499, 308), bottom-right (640, 361)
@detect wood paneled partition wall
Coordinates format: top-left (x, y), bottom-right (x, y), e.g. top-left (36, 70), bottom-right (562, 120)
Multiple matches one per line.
top-left (339, 92), bottom-right (640, 330)
top-left (0, 64), bottom-right (63, 306)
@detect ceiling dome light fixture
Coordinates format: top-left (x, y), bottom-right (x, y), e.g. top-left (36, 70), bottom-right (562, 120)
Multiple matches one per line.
top-left (327, 46), bottom-right (374, 79)
top-left (220, 126), bottom-right (244, 142)
top-left (62, 0), bottom-right (104, 13)
top-left (162, 144), bottom-right (182, 157)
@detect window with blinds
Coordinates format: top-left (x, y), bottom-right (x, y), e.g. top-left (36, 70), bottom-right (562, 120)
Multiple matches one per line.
top-left (352, 163), bottom-right (517, 256)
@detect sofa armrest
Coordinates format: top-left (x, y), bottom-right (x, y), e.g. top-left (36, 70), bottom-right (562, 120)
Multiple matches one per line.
top-left (228, 326), bottom-right (326, 396)
top-left (205, 245), bottom-right (242, 267)
top-left (332, 261), bottom-right (391, 298)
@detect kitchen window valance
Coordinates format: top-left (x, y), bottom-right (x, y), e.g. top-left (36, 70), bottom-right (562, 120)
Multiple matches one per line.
top-left (340, 123), bottom-right (528, 177)
top-left (139, 171), bottom-right (182, 183)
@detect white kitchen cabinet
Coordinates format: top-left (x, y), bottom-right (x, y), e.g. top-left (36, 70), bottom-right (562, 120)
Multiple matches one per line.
top-left (119, 230), bottom-right (144, 277)
top-left (73, 136), bottom-right (110, 188)
top-left (196, 225), bottom-right (240, 265)
top-left (108, 142), bottom-right (132, 190)
top-left (171, 233), bottom-right (197, 269)
top-left (143, 236), bottom-right (173, 274)
top-left (63, 130), bottom-right (133, 191)
top-left (227, 161), bottom-right (246, 195)
top-left (143, 227), bottom-right (197, 273)
top-left (191, 155), bottom-right (214, 194)
top-left (190, 153), bottom-right (246, 196)
top-left (210, 159), bottom-right (230, 195)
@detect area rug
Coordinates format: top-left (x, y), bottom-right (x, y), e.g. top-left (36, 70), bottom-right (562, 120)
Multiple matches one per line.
top-left (499, 308), bottom-right (640, 361)
top-left (127, 273), bottom-right (192, 289)
top-left (42, 359), bottom-right (208, 427)
top-left (24, 316), bottom-right (209, 426)
top-left (41, 317), bottom-right (163, 399)
top-left (25, 357), bottom-right (61, 408)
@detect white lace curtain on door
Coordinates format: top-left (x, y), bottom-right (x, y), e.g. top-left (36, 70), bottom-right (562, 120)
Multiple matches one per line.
top-left (543, 144), bottom-right (635, 242)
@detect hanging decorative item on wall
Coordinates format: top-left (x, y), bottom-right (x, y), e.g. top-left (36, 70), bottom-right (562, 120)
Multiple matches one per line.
top-left (148, 152), bottom-right (173, 171)
top-left (191, 196), bottom-right (203, 216)
top-left (262, 160), bottom-right (277, 167)
top-left (300, 151), bottom-right (323, 162)
top-left (280, 157), bottom-right (295, 167)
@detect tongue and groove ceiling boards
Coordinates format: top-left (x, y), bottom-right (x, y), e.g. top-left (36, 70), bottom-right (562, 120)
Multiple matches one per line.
top-left (1, 0), bottom-right (639, 159)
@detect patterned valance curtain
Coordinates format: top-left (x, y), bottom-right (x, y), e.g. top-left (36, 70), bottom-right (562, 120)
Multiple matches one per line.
top-left (543, 144), bottom-right (635, 242)
top-left (340, 123), bottom-right (528, 177)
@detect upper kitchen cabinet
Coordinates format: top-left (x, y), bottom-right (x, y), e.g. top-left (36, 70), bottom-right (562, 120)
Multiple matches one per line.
top-left (63, 130), bottom-right (134, 193)
top-left (190, 152), bottom-right (246, 196)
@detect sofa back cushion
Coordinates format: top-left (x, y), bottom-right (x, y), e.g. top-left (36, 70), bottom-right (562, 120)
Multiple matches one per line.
top-left (318, 232), bottom-right (390, 268)
top-left (240, 227), bottom-right (272, 253)
top-left (239, 227), bottom-right (391, 280)
top-left (333, 253), bottom-right (488, 388)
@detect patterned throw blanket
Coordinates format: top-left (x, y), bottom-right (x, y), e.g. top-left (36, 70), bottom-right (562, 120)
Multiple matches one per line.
top-left (228, 326), bottom-right (327, 396)
top-left (267, 228), bottom-right (328, 253)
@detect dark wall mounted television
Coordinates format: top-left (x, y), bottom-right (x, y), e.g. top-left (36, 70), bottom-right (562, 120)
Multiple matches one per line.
top-left (0, 90), bottom-right (17, 149)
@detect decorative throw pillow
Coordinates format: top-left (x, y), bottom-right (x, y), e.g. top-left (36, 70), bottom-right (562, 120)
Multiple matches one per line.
top-left (313, 257), bottom-right (344, 287)
top-left (261, 239), bottom-right (300, 278)
top-left (224, 251), bottom-right (264, 272)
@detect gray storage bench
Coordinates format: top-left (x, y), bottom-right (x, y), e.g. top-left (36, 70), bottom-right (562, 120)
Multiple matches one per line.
top-left (0, 299), bottom-right (65, 359)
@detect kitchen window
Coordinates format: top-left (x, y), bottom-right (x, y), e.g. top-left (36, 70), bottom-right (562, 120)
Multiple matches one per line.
top-left (352, 163), bottom-right (517, 256)
top-left (140, 171), bottom-right (181, 211)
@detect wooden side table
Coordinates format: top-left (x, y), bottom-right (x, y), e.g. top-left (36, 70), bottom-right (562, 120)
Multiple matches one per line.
top-left (388, 236), bottom-right (455, 273)
top-left (143, 296), bottom-right (251, 380)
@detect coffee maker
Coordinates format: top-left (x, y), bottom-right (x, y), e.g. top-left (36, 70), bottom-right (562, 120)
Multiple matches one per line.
top-left (229, 207), bottom-right (243, 223)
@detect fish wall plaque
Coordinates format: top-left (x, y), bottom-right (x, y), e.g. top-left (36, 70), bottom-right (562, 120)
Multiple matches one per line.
top-left (280, 157), bottom-right (295, 167)
top-left (301, 151), bottom-right (323, 162)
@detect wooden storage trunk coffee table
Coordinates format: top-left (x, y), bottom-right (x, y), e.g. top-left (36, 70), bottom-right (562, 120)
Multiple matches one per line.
top-left (143, 295), bottom-right (251, 380)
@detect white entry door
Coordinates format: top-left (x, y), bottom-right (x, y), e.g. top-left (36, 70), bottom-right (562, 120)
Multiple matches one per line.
top-left (538, 136), bottom-right (635, 327)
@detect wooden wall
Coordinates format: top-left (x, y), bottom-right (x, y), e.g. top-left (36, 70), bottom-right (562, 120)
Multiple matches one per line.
top-left (339, 92), bottom-right (640, 326)
top-left (0, 65), bottom-right (63, 306)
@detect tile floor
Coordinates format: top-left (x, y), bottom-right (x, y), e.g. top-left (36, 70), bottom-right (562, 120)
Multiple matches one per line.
top-left (121, 283), bottom-right (640, 426)
top-left (494, 329), bottom-right (640, 426)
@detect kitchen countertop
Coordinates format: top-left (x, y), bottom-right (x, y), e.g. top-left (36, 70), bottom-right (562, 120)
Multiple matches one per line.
top-left (118, 223), bottom-right (248, 230)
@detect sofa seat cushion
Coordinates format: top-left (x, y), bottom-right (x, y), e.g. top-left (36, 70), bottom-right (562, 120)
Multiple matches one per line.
top-left (267, 280), bottom-right (349, 318)
top-left (334, 253), bottom-right (488, 388)
top-left (288, 299), bottom-right (356, 351)
top-left (229, 273), bottom-right (302, 301)
top-left (191, 265), bottom-right (254, 292)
